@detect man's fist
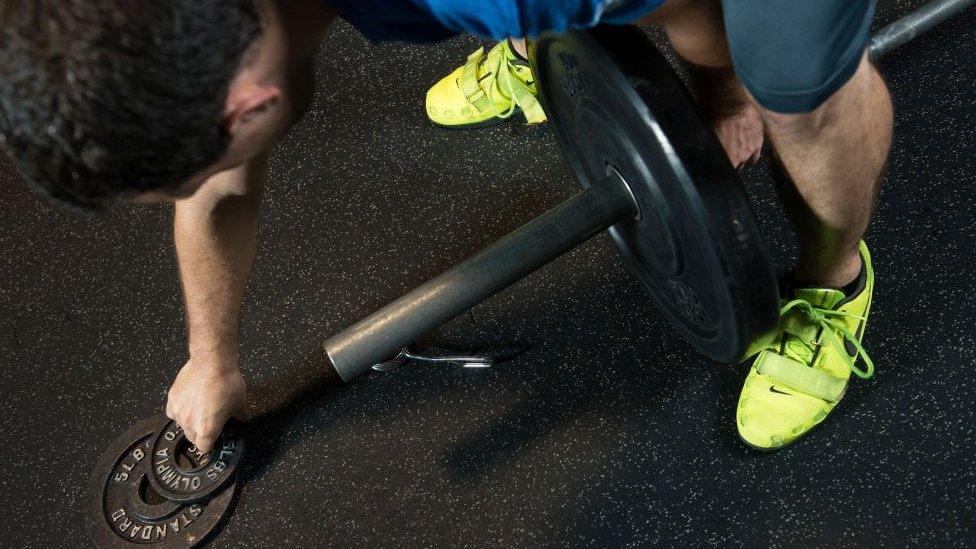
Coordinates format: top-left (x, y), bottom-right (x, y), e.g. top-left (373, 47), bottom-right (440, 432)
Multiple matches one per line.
top-left (166, 354), bottom-right (246, 453)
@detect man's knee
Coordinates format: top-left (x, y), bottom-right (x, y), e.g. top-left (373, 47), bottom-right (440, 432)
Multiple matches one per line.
top-left (758, 55), bottom-right (874, 135)
top-left (758, 96), bottom-right (837, 139)
top-left (723, 0), bottom-right (875, 114)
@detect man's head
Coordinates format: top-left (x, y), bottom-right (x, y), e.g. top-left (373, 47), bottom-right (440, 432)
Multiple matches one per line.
top-left (0, 1), bottom-right (308, 209)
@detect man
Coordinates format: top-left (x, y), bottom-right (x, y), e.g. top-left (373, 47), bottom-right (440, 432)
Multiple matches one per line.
top-left (0, 0), bottom-right (890, 453)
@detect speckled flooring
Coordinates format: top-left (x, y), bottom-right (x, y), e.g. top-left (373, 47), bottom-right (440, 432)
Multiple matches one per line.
top-left (1, 3), bottom-right (974, 548)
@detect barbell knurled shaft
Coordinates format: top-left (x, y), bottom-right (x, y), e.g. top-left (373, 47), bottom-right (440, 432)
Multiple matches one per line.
top-left (869, 0), bottom-right (976, 61)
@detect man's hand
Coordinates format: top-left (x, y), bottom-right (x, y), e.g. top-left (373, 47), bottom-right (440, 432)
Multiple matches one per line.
top-left (166, 353), bottom-right (247, 453)
top-left (688, 64), bottom-right (764, 169)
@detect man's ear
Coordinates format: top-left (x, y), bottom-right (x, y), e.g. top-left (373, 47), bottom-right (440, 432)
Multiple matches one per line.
top-left (223, 82), bottom-right (283, 136)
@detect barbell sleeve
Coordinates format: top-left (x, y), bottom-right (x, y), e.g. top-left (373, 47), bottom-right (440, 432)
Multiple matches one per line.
top-left (324, 173), bottom-right (638, 381)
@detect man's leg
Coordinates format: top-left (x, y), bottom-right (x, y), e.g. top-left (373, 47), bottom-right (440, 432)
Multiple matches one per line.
top-left (655, 0), bottom-right (892, 288)
top-left (723, 0), bottom-right (891, 449)
top-left (508, 38), bottom-right (528, 58)
top-left (763, 56), bottom-right (892, 287)
top-left (723, 1), bottom-right (892, 288)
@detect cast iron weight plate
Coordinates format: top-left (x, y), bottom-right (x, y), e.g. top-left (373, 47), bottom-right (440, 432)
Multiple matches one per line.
top-left (532, 26), bottom-right (780, 362)
top-left (85, 415), bottom-right (237, 548)
top-left (148, 418), bottom-right (244, 504)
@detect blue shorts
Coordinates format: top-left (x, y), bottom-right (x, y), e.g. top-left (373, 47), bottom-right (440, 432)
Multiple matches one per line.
top-left (722, 1), bottom-right (875, 113)
top-left (329, 0), bottom-right (875, 113)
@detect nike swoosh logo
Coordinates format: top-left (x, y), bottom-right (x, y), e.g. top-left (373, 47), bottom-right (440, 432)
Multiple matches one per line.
top-left (769, 387), bottom-right (791, 395)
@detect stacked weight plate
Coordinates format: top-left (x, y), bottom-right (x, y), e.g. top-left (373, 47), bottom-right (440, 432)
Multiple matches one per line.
top-left (84, 416), bottom-right (244, 548)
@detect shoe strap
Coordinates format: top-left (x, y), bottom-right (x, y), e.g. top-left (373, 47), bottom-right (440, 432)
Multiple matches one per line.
top-left (780, 298), bottom-right (875, 379)
top-left (756, 351), bottom-right (847, 403)
top-left (497, 65), bottom-right (546, 122)
top-left (460, 47), bottom-right (492, 112)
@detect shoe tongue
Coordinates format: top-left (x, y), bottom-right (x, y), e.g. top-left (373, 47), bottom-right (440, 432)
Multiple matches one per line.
top-left (793, 287), bottom-right (846, 310)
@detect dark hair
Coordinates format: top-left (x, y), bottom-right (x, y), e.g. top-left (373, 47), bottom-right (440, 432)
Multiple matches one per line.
top-left (0, 1), bottom-right (261, 209)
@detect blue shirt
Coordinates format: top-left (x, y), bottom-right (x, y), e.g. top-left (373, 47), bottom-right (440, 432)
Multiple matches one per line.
top-left (327, 0), bottom-right (664, 43)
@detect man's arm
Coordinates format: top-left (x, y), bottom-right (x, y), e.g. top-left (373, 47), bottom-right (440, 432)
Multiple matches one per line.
top-left (166, 155), bottom-right (268, 453)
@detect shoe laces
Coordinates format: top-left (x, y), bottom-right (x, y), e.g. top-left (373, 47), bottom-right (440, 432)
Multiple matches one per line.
top-left (483, 45), bottom-right (519, 118)
top-left (778, 298), bottom-right (875, 379)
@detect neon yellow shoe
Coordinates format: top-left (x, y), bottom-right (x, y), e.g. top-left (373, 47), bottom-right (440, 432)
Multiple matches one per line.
top-left (425, 40), bottom-right (547, 128)
top-left (736, 241), bottom-right (876, 450)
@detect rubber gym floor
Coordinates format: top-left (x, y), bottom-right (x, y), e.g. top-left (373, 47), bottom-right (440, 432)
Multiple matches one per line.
top-left (1, 2), bottom-right (974, 547)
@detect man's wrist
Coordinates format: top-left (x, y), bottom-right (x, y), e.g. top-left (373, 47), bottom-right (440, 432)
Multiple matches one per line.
top-left (187, 343), bottom-right (240, 371)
